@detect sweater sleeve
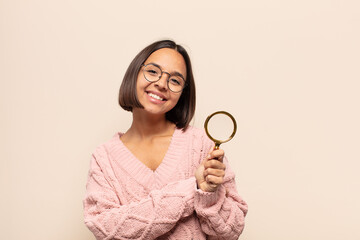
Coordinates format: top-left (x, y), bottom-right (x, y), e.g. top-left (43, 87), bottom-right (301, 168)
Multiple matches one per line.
top-left (194, 132), bottom-right (248, 240)
top-left (83, 151), bottom-right (196, 240)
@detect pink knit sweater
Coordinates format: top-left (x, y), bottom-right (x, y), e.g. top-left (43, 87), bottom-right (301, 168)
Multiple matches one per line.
top-left (83, 126), bottom-right (247, 240)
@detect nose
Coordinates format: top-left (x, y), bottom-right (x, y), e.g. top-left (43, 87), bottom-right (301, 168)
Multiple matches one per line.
top-left (155, 73), bottom-right (170, 90)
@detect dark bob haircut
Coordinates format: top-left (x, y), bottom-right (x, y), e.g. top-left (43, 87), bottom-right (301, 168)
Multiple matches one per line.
top-left (118, 40), bottom-right (196, 130)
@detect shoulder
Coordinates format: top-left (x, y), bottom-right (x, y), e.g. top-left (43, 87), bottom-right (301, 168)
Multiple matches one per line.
top-left (180, 125), bottom-right (207, 138)
top-left (179, 125), bottom-right (214, 153)
top-left (91, 132), bottom-right (123, 162)
top-left (178, 126), bottom-right (206, 143)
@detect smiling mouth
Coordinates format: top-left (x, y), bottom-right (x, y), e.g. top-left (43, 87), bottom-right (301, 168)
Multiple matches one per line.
top-left (147, 92), bottom-right (166, 101)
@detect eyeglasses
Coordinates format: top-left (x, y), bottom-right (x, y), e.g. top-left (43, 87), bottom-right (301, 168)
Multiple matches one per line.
top-left (142, 63), bottom-right (186, 93)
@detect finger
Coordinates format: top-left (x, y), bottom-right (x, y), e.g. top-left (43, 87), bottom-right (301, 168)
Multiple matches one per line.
top-left (204, 168), bottom-right (225, 178)
top-left (204, 160), bottom-right (226, 170)
top-left (205, 175), bottom-right (219, 190)
top-left (207, 149), bottom-right (225, 162)
top-left (206, 175), bottom-right (224, 185)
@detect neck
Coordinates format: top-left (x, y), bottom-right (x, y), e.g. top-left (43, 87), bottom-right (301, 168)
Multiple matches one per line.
top-left (126, 108), bottom-right (175, 139)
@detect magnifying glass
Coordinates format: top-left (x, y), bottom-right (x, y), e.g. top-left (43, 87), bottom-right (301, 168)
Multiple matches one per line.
top-left (204, 111), bottom-right (237, 150)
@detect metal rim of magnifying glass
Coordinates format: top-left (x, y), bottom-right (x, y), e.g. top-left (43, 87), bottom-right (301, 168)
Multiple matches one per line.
top-left (204, 111), bottom-right (237, 148)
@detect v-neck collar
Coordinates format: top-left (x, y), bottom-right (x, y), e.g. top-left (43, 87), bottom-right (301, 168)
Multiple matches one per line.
top-left (109, 127), bottom-right (187, 189)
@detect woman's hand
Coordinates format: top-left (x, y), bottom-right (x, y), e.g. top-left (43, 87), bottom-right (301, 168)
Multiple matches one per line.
top-left (195, 148), bottom-right (226, 192)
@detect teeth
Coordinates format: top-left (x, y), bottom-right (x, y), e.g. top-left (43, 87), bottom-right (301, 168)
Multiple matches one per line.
top-left (148, 93), bottom-right (164, 101)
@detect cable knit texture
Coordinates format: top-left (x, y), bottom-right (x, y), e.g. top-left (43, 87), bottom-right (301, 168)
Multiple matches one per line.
top-left (83, 126), bottom-right (248, 240)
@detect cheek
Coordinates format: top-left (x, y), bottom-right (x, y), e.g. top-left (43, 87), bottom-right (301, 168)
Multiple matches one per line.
top-left (136, 75), bottom-right (147, 92)
top-left (172, 93), bottom-right (182, 106)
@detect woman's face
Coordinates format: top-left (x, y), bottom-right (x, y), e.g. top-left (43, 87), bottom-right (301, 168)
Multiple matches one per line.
top-left (136, 48), bottom-right (187, 116)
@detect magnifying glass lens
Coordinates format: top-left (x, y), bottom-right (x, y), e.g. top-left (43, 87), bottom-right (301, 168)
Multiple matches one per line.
top-left (207, 113), bottom-right (235, 141)
top-left (204, 111), bottom-right (237, 149)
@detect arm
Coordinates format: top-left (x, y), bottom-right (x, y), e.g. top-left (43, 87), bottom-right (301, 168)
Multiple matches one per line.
top-left (194, 161), bottom-right (248, 240)
top-left (83, 152), bottom-right (196, 240)
top-left (194, 132), bottom-right (248, 239)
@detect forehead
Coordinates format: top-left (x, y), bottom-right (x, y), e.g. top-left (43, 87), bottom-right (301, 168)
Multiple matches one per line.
top-left (144, 48), bottom-right (187, 78)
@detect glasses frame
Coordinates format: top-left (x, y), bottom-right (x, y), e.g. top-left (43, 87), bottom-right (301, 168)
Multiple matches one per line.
top-left (141, 63), bottom-right (187, 93)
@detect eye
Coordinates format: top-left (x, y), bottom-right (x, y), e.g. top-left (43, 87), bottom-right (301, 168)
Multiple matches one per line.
top-left (169, 77), bottom-right (182, 86)
top-left (144, 65), bottom-right (161, 76)
top-left (146, 69), bottom-right (158, 75)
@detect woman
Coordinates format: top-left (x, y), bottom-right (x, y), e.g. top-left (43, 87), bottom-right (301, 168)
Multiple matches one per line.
top-left (83, 40), bottom-right (248, 239)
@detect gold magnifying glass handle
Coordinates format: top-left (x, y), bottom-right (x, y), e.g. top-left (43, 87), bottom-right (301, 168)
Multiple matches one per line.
top-left (204, 111), bottom-right (237, 188)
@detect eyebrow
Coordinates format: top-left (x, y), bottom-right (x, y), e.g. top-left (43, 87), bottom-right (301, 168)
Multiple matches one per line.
top-left (148, 62), bottom-right (186, 80)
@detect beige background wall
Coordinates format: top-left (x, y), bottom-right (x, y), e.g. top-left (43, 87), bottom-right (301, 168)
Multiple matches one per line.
top-left (1, 0), bottom-right (359, 239)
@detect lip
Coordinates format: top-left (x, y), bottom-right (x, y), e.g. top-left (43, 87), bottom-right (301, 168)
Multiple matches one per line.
top-left (146, 91), bottom-right (168, 101)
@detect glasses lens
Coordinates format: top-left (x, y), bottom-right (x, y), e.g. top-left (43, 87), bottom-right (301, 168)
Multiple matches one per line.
top-left (168, 76), bottom-right (185, 92)
top-left (143, 64), bottom-right (161, 82)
